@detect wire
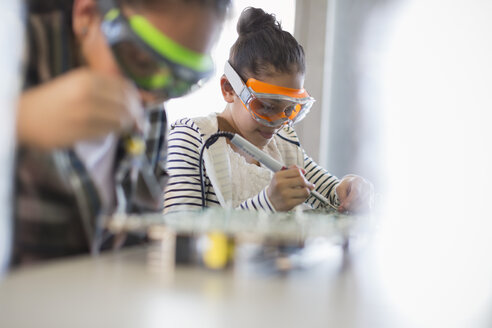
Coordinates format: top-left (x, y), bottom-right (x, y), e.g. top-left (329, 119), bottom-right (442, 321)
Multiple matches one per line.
top-left (199, 132), bottom-right (234, 208)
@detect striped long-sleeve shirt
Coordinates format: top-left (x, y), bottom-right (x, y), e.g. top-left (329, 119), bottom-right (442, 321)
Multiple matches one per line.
top-left (163, 113), bottom-right (340, 214)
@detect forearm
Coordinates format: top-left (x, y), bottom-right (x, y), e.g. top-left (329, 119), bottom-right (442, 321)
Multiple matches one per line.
top-left (236, 187), bottom-right (276, 213)
top-left (17, 88), bottom-right (59, 149)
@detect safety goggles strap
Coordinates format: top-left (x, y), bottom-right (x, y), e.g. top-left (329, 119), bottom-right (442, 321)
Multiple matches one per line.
top-left (99, 0), bottom-right (212, 73)
top-left (224, 61), bottom-right (252, 104)
top-left (98, 0), bottom-right (115, 16)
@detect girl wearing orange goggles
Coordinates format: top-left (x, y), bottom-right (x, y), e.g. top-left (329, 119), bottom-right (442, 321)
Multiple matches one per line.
top-left (164, 7), bottom-right (373, 214)
top-left (223, 60), bottom-right (315, 128)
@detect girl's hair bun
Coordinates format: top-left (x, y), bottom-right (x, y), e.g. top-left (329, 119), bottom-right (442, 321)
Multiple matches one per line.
top-left (237, 7), bottom-right (280, 36)
top-left (230, 7), bottom-right (305, 78)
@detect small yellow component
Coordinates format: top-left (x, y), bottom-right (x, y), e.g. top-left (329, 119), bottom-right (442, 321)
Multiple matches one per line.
top-left (203, 232), bottom-right (232, 270)
top-left (125, 137), bottom-right (146, 156)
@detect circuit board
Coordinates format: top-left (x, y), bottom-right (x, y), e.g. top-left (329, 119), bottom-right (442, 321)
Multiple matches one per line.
top-left (106, 207), bottom-right (367, 244)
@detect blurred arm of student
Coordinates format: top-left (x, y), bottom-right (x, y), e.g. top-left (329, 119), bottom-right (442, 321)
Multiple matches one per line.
top-left (17, 68), bottom-right (142, 150)
top-left (336, 174), bottom-right (374, 213)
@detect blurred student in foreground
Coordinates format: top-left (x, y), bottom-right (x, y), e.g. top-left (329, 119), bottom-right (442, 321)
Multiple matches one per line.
top-left (13, 0), bottom-right (230, 265)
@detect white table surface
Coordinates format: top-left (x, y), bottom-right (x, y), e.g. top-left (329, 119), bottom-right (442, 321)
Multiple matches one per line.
top-left (0, 243), bottom-right (397, 328)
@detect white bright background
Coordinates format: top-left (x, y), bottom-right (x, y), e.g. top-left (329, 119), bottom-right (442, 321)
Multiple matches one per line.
top-left (165, 0), bottom-right (296, 124)
top-left (370, 1), bottom-right (492, 327)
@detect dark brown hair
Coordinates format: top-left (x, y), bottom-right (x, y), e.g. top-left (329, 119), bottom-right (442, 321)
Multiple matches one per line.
top-left (117, 0), bottom-right (231, 18)
top-left (24, 0), bottom-right (231, 82)
top-left (27, 0), bottom-right (231, 17)
top-left (229, 7), bottom-right (305, 80)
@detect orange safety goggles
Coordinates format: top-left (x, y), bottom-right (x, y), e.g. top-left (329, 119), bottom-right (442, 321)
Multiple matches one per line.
top-left (224, 61), bottom-right (315, 127)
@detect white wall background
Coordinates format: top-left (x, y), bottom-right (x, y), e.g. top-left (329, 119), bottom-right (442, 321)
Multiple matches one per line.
top-left (330, 0), bottom-right (492, 326)
top-left (374, 1), bottom-right (492, 327)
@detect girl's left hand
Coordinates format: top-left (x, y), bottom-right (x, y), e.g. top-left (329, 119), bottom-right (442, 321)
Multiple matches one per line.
top-left (335, 174), bottom-right (374, 213)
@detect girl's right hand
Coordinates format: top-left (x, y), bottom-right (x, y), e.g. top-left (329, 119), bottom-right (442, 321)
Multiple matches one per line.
top-left (267, 165), bottom-right (315, 211)
top-left (17, 68), bottom-right (143, 149)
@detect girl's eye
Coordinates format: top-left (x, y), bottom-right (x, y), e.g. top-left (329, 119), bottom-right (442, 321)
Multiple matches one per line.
top-left (115, 42), bottom-right (159, 76)
top-left (262, 103), bottom-right (275, 111)
top-left (284, 106), bottom-right (294, 117)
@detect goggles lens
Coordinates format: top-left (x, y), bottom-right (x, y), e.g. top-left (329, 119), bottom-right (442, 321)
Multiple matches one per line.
top-left (101, 7), bottom-right (213, 101)
top-left (246, 96), bottom-right (313, 127)
top-left (249, 98), bottom-right (301, 119)
top-left (112, 41), bottom-right (202, 99)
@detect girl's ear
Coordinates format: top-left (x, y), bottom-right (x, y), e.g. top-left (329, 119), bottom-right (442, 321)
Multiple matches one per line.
top-left (220, 75), bottom-right (235, 103)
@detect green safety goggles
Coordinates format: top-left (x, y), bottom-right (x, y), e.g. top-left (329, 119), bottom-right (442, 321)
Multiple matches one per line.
top-left (98, 0), bottom-right (214, 101)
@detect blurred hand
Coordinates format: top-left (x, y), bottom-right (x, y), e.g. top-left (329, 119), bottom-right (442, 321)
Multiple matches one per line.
top-left (335, 174), bottom-right (374, 213)
top-left (17, 68), bottom-right (143, 149)
top-left (267, 165), bottom-right (315, 212)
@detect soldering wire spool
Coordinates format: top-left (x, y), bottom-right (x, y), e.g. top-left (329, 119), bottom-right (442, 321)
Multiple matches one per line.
top-left (147, 225), bottom-right (176, 276)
